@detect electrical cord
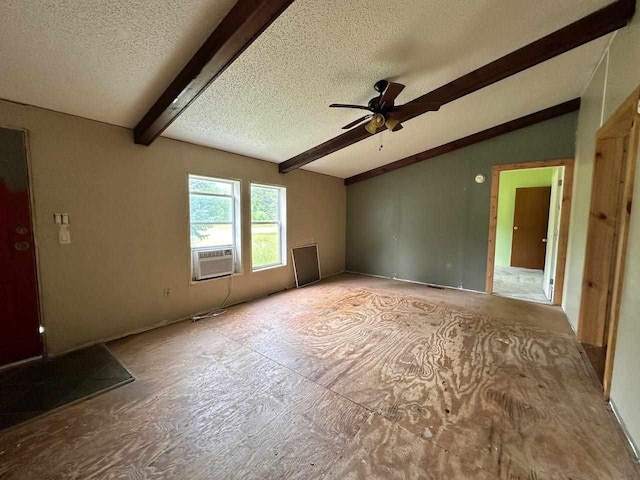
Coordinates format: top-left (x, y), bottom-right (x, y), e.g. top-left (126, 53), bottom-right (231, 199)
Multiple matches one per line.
top-left (190, 273), bottom-right (233, 322)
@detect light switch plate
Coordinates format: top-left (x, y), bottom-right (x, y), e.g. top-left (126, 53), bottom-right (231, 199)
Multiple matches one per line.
top-left (59, 225), bottom-right (71, 244)
top-left (54, 213), bottom-right (70, 225)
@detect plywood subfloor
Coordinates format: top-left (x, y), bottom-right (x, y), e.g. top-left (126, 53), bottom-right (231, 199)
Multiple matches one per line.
top-left (0, 273), bottom-right (637, 479)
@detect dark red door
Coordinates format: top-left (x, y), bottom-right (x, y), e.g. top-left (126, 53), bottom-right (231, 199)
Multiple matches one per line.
top-left (0, 128), bottom-right (42, 366)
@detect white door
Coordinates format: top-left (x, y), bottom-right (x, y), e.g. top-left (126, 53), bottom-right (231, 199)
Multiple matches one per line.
top-left (543, 167), bottom-right (564, 300)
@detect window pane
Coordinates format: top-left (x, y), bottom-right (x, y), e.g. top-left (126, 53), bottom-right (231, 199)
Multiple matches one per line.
top-left (252, 223), bottom-right (280, 267)
top-left (251, 186), bottom-right (279, 222)
top-left (191, 223), bottom-right (233, 248)
top-left (190, 194), bottom-right (232, 223)
top-left (189, 177), bottom-right (232, 195)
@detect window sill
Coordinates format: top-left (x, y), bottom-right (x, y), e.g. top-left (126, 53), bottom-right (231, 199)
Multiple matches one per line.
top-left (252, 263), bottom-right (287, 273)
top-left (189, 271), bottom-right (243, 286)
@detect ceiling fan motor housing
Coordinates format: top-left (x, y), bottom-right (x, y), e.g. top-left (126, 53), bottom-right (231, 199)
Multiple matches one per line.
top-left (368, 96), bottom-right (393, 113)
top-left (374, 79), bottom-right (389, 93)
top-left (330, 79), bottom-right (434, 132)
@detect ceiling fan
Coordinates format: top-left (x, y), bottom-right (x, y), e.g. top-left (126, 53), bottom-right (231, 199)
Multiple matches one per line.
top-left (330, 80), bottom-right (441, 134)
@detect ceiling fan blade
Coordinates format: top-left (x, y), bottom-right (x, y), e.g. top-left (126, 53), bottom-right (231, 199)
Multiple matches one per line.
top-left (330, 103), bottom-right (371, 111)
top-left (379, 82), bottom-right (405, 108)
top-left (392, 102), bottom-right (441, 115)
top-left (342, 115), bottom-right (372, 130)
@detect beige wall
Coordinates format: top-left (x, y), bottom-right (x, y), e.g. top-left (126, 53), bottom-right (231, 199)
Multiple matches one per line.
top-left (613, 145), bottom-right (640, 457)
top-left (0, 99), bottom-right (346, 355)
top-left (562, 55), bottom-right (606, 329)
top-left (562, 2), bottom-right (640, 455)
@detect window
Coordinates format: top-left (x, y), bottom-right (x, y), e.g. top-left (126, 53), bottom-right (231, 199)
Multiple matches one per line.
top-left (251, 183), bottom-right (286, 271)
top-left (188, 175), bottom-right (241, 276)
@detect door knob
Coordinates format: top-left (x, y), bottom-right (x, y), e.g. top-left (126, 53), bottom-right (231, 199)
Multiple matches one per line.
top-left (513, 226), bottom-right (519, 230)
top-left (542, 239), bottom-right (548, 243)
top-left (14, 241), bottom-right (30, 251)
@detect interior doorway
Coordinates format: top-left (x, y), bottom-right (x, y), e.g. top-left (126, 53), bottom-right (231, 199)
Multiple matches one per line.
top-left (486, 159), bottom-right (574, 306)
top-left (0, 127), bottom-right (43, 367)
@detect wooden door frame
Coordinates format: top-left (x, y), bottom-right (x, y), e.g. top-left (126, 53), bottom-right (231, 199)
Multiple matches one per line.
top-left (0, 123), bottom-right (46, 365)
top-left (485, 158), bottom-right (575, 305)
top-left (578, 86), bottom-right (640, 397)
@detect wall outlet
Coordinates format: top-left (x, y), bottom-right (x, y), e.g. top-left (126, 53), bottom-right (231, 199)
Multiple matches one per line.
top-left (163, 288), bottom-right (171, 297)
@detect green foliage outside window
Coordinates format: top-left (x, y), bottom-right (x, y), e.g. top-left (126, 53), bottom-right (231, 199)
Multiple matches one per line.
top-left (251, 186), bottom-right (279, 222)
top-left (189, 177), bottom-right (234, 247)
top-left (251, 185), bottom-right (282, 268)
top-left (189, 178), bottom-right (231, 195)
top-left (189, 195), bottom-right (232, 223)
top-left (252, 224), bottom-right (279, 267)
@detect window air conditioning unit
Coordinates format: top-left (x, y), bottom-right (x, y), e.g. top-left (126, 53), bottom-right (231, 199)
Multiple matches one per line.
top-left (193, 248), bottom-right (234, 280)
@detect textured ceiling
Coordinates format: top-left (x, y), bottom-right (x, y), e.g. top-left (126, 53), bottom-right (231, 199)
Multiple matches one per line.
top-left (306, 39), bottom-right (610, 178)
top-left (0, 1), bottom-right (615, 178)
top-left (0, 0), bottom-right (236, 127)
top-left (164, 0), bottom-right (613, 177)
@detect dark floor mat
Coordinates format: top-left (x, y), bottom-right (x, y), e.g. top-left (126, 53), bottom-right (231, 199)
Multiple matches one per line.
top-left (0, 344), bottom-right (133, 430)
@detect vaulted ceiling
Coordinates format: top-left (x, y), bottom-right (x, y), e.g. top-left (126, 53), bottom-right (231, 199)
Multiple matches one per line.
top-left (0, 1), bottom-right (623, 179)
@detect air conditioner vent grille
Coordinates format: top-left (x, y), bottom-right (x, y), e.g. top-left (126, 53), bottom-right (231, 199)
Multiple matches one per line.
top-left (193, 248), bottom-right (234, 280)
top-left (197, 249), bottom-right (233, 259)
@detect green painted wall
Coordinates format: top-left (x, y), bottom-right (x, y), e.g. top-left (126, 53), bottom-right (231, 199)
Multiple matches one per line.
top-left (346, 112), bottom-right (578, 292)
top-left (495, 167), bottom-right (556, 266)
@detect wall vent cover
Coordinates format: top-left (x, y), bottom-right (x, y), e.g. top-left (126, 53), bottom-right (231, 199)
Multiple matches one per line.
top-left (291, 244), bottom-right (321, 288)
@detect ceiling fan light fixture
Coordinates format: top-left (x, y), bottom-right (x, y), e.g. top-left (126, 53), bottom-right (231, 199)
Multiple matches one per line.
top-left (365, 113), bottom-right (385, 134)
top-left (331, 80), bottom-right (423, 135)
top-left (365, 120), bottom-right (378, 135)
top-left (385, 117), bottom-right (400, 131)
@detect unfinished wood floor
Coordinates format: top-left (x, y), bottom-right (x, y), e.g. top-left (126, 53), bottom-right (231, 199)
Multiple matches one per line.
top-left (0, 273), bottom-right (638, 479)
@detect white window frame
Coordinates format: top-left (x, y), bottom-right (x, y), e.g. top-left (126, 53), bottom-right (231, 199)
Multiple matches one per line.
top-left (250, 182), bottom-right (287, 272)
top-left (188, 174), bottom-right (242, 280)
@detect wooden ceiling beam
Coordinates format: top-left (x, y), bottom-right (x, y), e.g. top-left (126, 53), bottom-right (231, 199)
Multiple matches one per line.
top-left (344, 98), bottom-right (581, 186)
top-left (279, 0), bottom-right (635, 173)
top-left (134, 0), bottom-right (295, 146)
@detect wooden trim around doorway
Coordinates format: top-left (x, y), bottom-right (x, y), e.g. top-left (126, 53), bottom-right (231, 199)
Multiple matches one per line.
top-left (577, 86), bottom-right (640, 397)
top-left (486, 158), bottom-right (574, 305)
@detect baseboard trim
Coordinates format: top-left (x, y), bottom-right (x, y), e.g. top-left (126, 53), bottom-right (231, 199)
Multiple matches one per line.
top-left (609, 399), bottom-right (640, 462)
top-left (48, 269), bottom-right (347, 358)
top-left (0, 355), bottom-right (42, 372)
top-left (344, 270), bottom-right (486, 295)
top-left (322, 269), bottom-right (345, 280)
top-left (49, 291), bottom-right (289, 358)
top-left (48, 314), bottom-right (194, 358)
